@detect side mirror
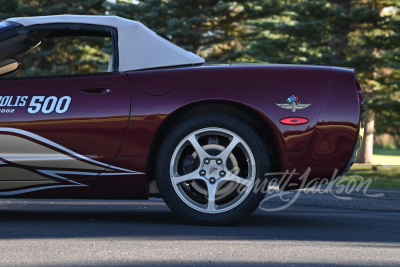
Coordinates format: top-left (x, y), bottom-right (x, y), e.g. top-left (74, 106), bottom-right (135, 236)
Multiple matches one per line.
top-left (0, 58), bottom-right (21, 78)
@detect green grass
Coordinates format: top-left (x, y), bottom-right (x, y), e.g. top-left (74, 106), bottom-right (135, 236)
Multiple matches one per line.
top-left (374, 147), bottom-right (400, 156)
top-left (339, 147), bottom-right (400, 189)
top-left (343, 165), bottom-right (400, 189)
top-left (372, 147), bottom-right (400, 166)
top-left (373, 155), bottom-right (400, 165)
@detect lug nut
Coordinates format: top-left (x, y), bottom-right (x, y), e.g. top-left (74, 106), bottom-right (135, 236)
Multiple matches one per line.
top-left (199, 170), bottom-right (206, 176)
top-left (204, 158), bottom-right (210, 165)
top-left (209, 177), bottom-right (216, 184)
top-left (216, 159), bottom-right (223, 165)
top-left (219, 171), bottom-right (226, 177)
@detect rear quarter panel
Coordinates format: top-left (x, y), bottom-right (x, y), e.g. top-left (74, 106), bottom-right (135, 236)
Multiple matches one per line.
top-left (121, 65), bottom-right (334, 158)
top-left (120, 65), bottom-right (362, 192)
top-left (279, 67), bottom-right (361, 189)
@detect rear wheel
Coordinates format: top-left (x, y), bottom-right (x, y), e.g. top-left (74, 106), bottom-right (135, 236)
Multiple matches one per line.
top-left (156, 113), bottom-right (270, 225)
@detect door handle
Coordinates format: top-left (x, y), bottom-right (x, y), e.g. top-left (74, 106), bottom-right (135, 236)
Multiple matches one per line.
top-left (78, 82), bottom-right (115, 95)
top-left (80, 87), bottom-right (112, 94)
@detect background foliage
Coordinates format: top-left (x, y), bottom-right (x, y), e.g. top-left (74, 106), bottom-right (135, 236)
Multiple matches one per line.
top-left (1, 0), bottom-right (399, 162)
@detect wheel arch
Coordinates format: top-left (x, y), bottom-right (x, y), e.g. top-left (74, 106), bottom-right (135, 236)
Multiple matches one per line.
top-left (146, 100), bottom-right (281, 189)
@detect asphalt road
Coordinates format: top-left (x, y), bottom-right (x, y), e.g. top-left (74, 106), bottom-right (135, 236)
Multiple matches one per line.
top-left (0, 185), bottom-right (399, 267)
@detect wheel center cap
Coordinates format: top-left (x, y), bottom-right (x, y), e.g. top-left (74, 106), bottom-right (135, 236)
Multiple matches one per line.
top-left (201, 159), bottom-right (225, 180)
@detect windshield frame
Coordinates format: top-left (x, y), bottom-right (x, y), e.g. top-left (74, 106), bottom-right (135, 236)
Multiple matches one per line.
top-left (0, 21), bottom-right (24, 40)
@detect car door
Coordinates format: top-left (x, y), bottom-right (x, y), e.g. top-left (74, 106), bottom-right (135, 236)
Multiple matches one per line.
top-left (0, 22), bottom-right (131, 196)
top-left (0, 73), bottom-right (131, 195)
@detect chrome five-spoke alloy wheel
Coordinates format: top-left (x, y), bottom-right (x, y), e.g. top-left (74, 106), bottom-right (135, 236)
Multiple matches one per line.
top-left (170, 127), bottom-right (256, 214)
top-left (156, 113), bottom-right (270, 225)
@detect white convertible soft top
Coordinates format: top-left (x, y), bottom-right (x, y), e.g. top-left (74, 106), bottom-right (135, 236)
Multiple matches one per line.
top-left (6, 15), bottom-right (205, 71)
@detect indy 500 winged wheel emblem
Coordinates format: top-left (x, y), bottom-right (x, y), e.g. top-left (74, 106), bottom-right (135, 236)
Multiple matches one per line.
top-left (276, 95), bottom-right (311, 112)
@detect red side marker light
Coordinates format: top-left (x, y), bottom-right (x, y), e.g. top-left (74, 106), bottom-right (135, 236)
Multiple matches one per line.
top-left (280, 117), bottom-right (309, 125)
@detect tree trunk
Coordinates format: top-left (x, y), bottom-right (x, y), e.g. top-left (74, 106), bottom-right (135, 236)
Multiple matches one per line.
top-left (356, 109), bottom-right (375, 164)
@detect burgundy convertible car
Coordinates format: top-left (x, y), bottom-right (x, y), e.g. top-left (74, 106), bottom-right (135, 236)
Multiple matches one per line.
top-left (0, 15), bottom-right (364, 224)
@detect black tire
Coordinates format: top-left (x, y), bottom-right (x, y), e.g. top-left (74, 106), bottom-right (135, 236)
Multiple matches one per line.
top-left (156, 113), bottom-right (270, 225)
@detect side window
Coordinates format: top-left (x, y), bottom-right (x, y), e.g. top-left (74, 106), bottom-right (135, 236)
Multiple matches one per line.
top-left (15, 34), bottom-right (113, 77)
